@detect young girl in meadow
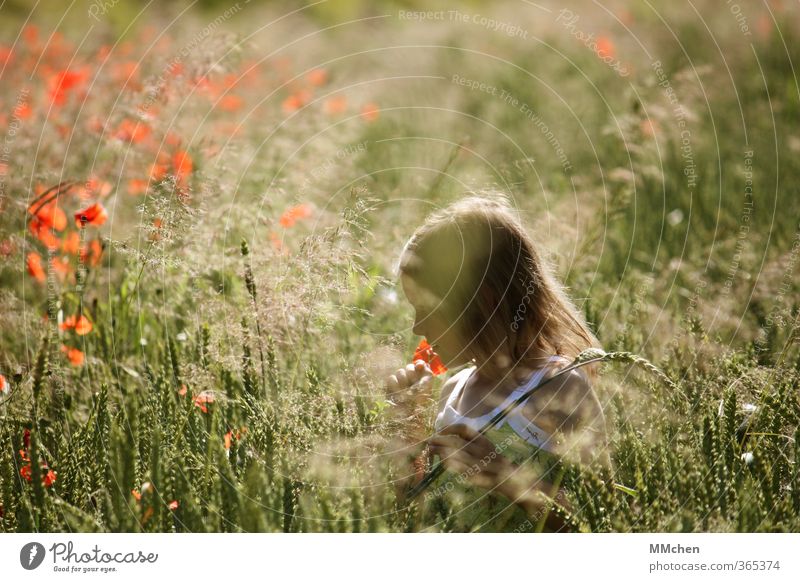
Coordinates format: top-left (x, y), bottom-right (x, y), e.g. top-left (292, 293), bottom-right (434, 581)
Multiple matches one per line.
top-left (385, 193), bottom-right (610, 532)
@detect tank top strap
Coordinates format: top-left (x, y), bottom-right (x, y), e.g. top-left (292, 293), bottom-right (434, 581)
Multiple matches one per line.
top-left (508, 355), bottom-right (569, 395)
top-left (434, 355), bottom-right (576, 434)
top-left (446, 365), bottom-right (475, 406)
top-left (434, 366), bottom-right (477, 432)
top-left (499, 354), bottom-right (571, 451)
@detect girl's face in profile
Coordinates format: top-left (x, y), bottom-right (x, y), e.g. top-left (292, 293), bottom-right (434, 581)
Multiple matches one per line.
top-left (400, 272), bottom-right (468, 368)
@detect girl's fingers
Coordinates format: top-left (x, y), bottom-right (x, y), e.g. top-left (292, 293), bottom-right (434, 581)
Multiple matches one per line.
top-left (413, 360), bottom-right (432, 377)
top-left (428, 434), bottom-right (464, 449)
top-left (438, 424), bottom-right (495, 454)
top-left (407, 362), bottom-right (431, 386)
top-left (386, 361), bottom-right (434, 406)
top-left (439, 423), bottom-right (480, 441)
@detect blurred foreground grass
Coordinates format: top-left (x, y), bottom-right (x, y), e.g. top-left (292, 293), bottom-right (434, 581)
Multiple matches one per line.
top-left (0, 0), bottom-right (798, 531)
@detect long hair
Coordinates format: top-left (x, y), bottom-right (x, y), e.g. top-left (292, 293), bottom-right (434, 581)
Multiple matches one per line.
top-left (395, 192), bottom-right (601, 381)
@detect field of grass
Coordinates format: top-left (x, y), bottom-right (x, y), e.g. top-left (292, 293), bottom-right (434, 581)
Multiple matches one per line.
top-left (1, 0), bottom-right (799, 532)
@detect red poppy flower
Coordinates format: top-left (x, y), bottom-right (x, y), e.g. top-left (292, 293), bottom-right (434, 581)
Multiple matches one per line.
top-left (20, 464), bottom-right (31, 482)
top-left (172, 150), bottom-right (193, 185)
top-left (27, 252), bottom-right (46, 283)
top-left (148, 221), bottom-right (162, 243)
top-left (279, 203), bottom-right (312, 228)
top-left (150, 161), bottom-right (170, 181)
top-left (595, 36), bottom-right (615, 59)
top-left (15, 101), bottom-right (33, 120)
top-left (114, 119), bottom-right (150, 144)
top-left (306, 68), bottom-right (328, 86)
top-left (231, 427), bottom-right (246, 443)
top-left (640, 119), bottom-right (660, 137)
top-left (193, 75), bottom-right (212, 93)
top-left (23, 24), bottom-right (38, 47)
top-left (165, 132), bottom-right (182, 147)
top-left (193, 391), bottom-right (215, 413)
top-left (127, 178), bottom-right (149, 195)
top-left (219, 94), bottom-right (243, 112)
top-left (74, 203), bottom-right (108, 228)
top-left (361, 102), bottom-right (380, 122)
top-left (62, 231), bottom-right (80, 254)
top-left (48, 68), bottom-right (88, 106)
top-left (79, 239), bottom-right (103, 267)
top-left (29, 198), bottom-right (67, 231)
top-left (60, 345), bottom-right (85, 366)
top-left (757, 14), bottom-right (773, 39)
top-left (269, 231), bottom-right (286, 254)
top-left (0, 45), bottom-right (13, 69)
top-left (29, 220), bottom-right (60, 250)
top-left (112, 60), bottom-right (140, 88)
top-left (43, 470), bottom-right (57, 488)
top-left (0, 374), bottom-right (7, 394)
top-left (324, 96), bottom-right (347, 116)
top-left (74, 315), bottom-right (92, 335)
top-left (413, 338), bottom-right (447, 375)
top-left (133, 482), bottom-right (152, 501)
top-left (282, 89), bottom-right (311, 114)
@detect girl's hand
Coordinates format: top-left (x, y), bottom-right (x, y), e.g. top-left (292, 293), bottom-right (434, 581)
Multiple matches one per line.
top-left (428, 425), bottom-right (573, 530)
top-left (427, 424), bottom-right (515, 491)
top-left (384, 360), bottom-right (434, 414)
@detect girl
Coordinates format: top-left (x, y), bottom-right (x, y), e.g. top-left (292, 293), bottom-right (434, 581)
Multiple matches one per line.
top-left (385, 193), bottom-right (610, 532)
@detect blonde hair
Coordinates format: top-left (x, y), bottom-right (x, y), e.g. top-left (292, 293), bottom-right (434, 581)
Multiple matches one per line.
top-left (395, 192), bottom-right (601, 381)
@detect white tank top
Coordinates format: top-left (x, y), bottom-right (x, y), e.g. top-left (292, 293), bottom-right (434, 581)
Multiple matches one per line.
top-left (433, 355), bottom-right (572, 454)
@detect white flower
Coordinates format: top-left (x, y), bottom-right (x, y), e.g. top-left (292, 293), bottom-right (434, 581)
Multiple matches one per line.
top-left (380, 288), bottom-right (398, 305)
top-left (667, 208), bottom-right (684, 226)
top-left (176, 332), bottom-right (188, 342)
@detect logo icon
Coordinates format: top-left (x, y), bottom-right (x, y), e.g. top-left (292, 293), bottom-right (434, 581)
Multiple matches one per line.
top-left (20, 542), bottom-right (46, 570)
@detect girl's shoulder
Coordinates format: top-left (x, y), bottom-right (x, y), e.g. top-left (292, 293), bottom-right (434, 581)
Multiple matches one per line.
top-left (516, 363), bottom-right (607, 461)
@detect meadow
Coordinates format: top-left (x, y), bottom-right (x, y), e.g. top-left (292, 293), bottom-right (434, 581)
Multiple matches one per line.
top-left (0, 0), bottom-right (799, 532)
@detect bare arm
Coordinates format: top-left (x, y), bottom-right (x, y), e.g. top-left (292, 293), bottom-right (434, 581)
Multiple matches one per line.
top-left (499, 369), bottom-right (609, 531)
top-left (519, 368), bottom-right (609, 466)
top-left (385, 366), bottom-right (458, 497)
